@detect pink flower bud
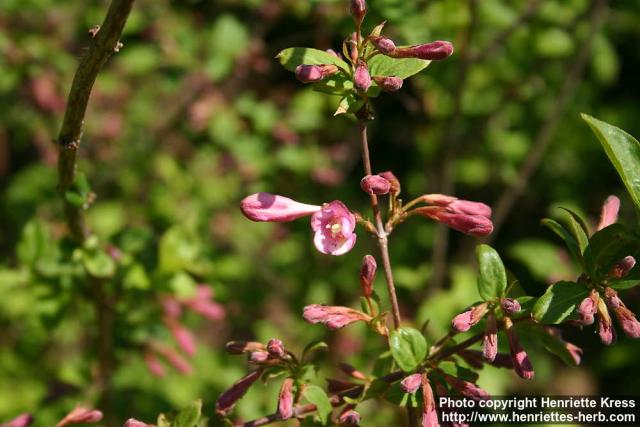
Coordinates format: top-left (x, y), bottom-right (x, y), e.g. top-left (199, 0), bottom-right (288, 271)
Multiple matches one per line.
top-left (483, 313), bottom-right (498, 362)
top-left (500, 298), bottom-right (521, 315)
top-left (372, 76), bottom-right (403, 92)
top-left (241, 193), bottom-right (321, 222)
top-left (294, 64), bottom-right (339, 83)
top-left (359, 255), bottom-right (377, 298)
top-left (597, 297), bottom-right (616, 345)
top-left (354, 60), bottom-right (371, 92)
top-left (392, 41), bottom-right (454, 60)
top-left (565, 342), bottom-right (583, 365)
top-left (144, 351), bottom-right (166, 377)
top-left (303, 304), bottom-right (371, 329)
top-left (576, 292), bottom-right (598, 325)
top-left (350, 0), bottom-right (367, 24)
top-left (154, 345), bottom-right (192, 374)
top-left (167, 321), bottom-right (196, 356)
top-left (451, 304), bottom-right (488, 332)
top-left (605, 288), bottom-right (640, 338)
top-left (2, 414), bottom-right (33, 427)
top-left (360, 175), bottom-right (391, 195)
top-left (310, 201), bottom-right (357, 256)
top-left (416, 207), bottom-right (494, 237)
top-left (56, 407), bottom-right (103, 427)
top-left (609, 256), bottom-right (636, 279)
top-left (225, 341), bottom-right (266, 354)
top-left (444, 375), bottom-right (490, 401)
top-left (421, 375), bottom-right (438, 427)
top-left (277, 378), bottom-right (294, 420)
top-left (216, 369), bottom-right (263, 415)
top-left (378, 171), bottom-right (401, 194)
top-left (248, 350), bottom-right (270, 363)
top-left (338, 409), bottom-right (361, 425)
top-left (505, 321), bottom-right (534, 380)
top-left (267, 339), bottom-right (285, 358)
top-left (597, 195), bottom-right (620, 230)
top-left (183, 285), bottom-right (226, 320)
top-left (400, 373), bottom-right (423, 393)
top-left (370, 36), bottom-right (397, 55)
top-left (124, 419), bottom-right (153, 427)
top-left (161, 297), bottom-right (182, 319)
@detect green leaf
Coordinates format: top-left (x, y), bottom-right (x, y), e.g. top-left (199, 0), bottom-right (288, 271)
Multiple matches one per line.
top-left (520, 325), bottom-right (580, 367)
top-left (541, 218), bottom-right (583, 265)
top-left (438, 361), bottom-right (479, 382)
top-left (312, 75), bottom-right (354, 96)
top-left (82, 249), bottom-right (116, 278)
top-left (334, 95), bottom-right (364, 116)
top-left (609, 280), bottom-right (640, 290)
top-left (368, 55), bottom-right (430, 79)
top-left (559, 207), bottom-right (590, 253)
top-left (174, 399), bottom-right (202, 427)
top-left (532, 281), bottom-right (590, 324)
top-left (277, 47), bottom-right (350, 72)
top-left (302, 340), bottom-right (329, 361)
top-left (475, 244), bottom-right (507, 301)
top-left (388, 327), bottom-right (427, 372)
top-left (303, 385), bottom-right (332, 425)
top-left (583, 224), bottom-right (640, 281)
top-left (582, 113), bottom-right (640, 211)
top-left (157, 414), bottom-right (172, 427)
top-left (17, 220), bottom-right (53, 266)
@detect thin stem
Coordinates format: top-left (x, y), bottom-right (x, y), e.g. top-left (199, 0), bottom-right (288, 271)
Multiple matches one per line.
top-left (358, 119), bottom-right (402, 329)
top-left (429, 332), bottom-right (484, 362)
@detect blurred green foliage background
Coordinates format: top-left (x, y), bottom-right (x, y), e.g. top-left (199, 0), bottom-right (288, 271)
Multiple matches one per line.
top-left (1, 0), bottom-right (640, 425)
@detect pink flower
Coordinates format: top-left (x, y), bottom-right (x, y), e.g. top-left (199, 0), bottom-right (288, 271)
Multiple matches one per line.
top-left (444, 375), bottom-right (490, 401)
top-left (400, 373), bottom-right (423, 393)
top-left (505, 322), bottom-right (534, 380)
top-left (183, 285), bottom-right (225, 321)
top-left (216, 369), bottom-right (263, 416)
top-left (370, 36), bottom-right (397, 55)
top-left (354, 60), bottom-right (371, 92)
top-left (267, 339), bottom-right (285, 358)
top-left (303, 304), bottom-right (371, 329)
top-left (1, 414), bottom-right (33, 427)
top-left (295, 64), bottom-right (339, 83)
top-left (378, 171), bottom-right (401, 194)
top-left (350, 0), bottom-right (366, 23)
top-left (311, 201), bottom-right (357, 255)
top-left (360, 175), bottom-right (391, 195)
top-left (483, 313), bottom-right (498, 362)
top-left (576, 291), bottom-right (598, 325)
top-left (248, 350), bottom-right (270, 363)
top-left (144, 351), bottom-right (166, 378)
top-left (124, 419), bottom-right (154, 427)
top-left (451, 304), bottom-right (488, 332)
top-left (500, 298), bottom-right (521, 315)
top-left (415, 195), bottom-right (493, 237)
top-left (338, 409), bottom-right (361, 425)
top-left (154, 345), bottom-right (193, 374)
top-left (372, 76), bottom-right (403, 92)
top-left (391, 41), bottom-right (454, 60)
top-left (359, 255), bottom-right (377, 298)
top-left (56, 407), bottom-right (103, 427)
top-left (566, 342), bottom-right (583, 365)
top-left (166, 320), bottom-right (196, 356)
top-left (597, 195), bottom-right (620, 230)
top-left (605, 287), bottom-right (640, 338)
top-left (421, 375), bottom-right (439, 427)
top-left (277, 378), bottom-right (294, 420)
top-left (241, 193), bottom-right (321, 222)
top-left (597, 297), bottom-right (616, 345)
top-left (609, 256), bottom-right (636, 279)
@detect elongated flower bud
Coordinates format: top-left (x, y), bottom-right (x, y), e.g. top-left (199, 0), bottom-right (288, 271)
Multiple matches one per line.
top-left (501, 298), bottom-right (521, 315)
top-left (225, 341), bottom-right (266, 354)
top-left (216, 369), bottom-right (263, 415)
top-left (421, 374), bottom-right (439, 427)
top-left (605, 287), bottom-right (640, 338)
top-left (295, 64), bottom-right (339, 83)
top-left (354, 60), bottom-right (371, 92)
top-left (2, 414), bottom-right (33, 427)
top-left (372, 76), bottom-right (403, 92)
top-left (444, 375), bottom-right (490, 401)
top-left (378, 171), bottom-right (400, 195)
top-left (248, 350), bottom-right (270, 363)
top-left (144, 350), bottom-right (166, 377)
top-left (369, 36), bottom-right (396, 55)
top-left (597, 297), bottom-right (616, 345)
top-left (277, 378), bottom-right (294, 420)
top-left (359, 255), bottom-right (377, 298)
top-left (167, 321), bottom-right (196, 356)
top-left (303, 304), bottom-right (371, 329)
top-left (505, 318), bottom-right (534, 380)
top-left (360, 175), bottom-right (391, 195)
top-left (416, 206), bottom-right (494, 237)
top-left (576, 291), bottom-right (598, 325)
top-left (391, 41), bottom-right (454, 60)
top-left (451, 303), bottom-right (488, 332)
top-left (241, 193), bottom-right (321, 222)
top-left (483, 312), bottom-right (498, 362)
top-left (597, 195), bottom-right (620, 230)
top-left (56, 407), bottom-right (103, 427)
top-left (124, 419), bottom-right (153, 427)
top-left (155, 345), bottom-right (192, 374)
top-left (609, 256), bottom-right (636, 279)
top-left (338, 409), bottom-right (361, 425)
top-left (267, 339), bottom-right (285, 358)
top-left (350, 0), bottom-right (367, 24)
top-left (400, 373), bottom-right (423, 393)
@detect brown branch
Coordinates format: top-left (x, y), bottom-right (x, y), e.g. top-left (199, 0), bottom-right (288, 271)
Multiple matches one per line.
top-left (57, 0), bottom-right (135, 242)
top-left (489, 0), bottom-right (609, 238)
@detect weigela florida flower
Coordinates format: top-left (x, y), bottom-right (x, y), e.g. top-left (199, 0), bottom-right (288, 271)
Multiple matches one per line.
top-left (241, 193), bottom-right (357, 256)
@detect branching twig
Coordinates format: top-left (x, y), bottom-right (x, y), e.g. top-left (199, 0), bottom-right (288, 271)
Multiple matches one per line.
top-left (489, 0), bottom-right (609, 238)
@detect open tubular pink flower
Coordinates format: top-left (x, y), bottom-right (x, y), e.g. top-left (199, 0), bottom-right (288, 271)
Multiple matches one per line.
top-left (311, 201), bottom-right (357, 255)
top-left (303, 304), bottom-right (371, 329)
top-left (597, 195), bottom-right (620, 230)
top-left (240, 193), bottom-right (321, 222)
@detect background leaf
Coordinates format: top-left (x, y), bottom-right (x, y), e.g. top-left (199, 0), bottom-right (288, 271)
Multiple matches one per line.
top-left (532, 281), bottom-right (590, 324)
top-left (368, 55), bottom-right (430, 79)
top-left (303, 385), bottom-right (332, 425)
top-left (476, 244), bottom-right (507, 301)
top-left (277, 47), bottom-right (350, 72)
top-left (388, 327), bottom-right (427, 372)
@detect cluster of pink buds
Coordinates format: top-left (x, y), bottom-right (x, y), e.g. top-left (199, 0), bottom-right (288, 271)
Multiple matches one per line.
top-left (240, 193), bottom-right (357, 255)
top-left (144, 285), bottom-right (224, 377)
top-left (575, 196), bottom-right (639, 345)
top-left (414, 194), bottom-right (493, 237)
top-left (55, 407), bottom-right (102, 427)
